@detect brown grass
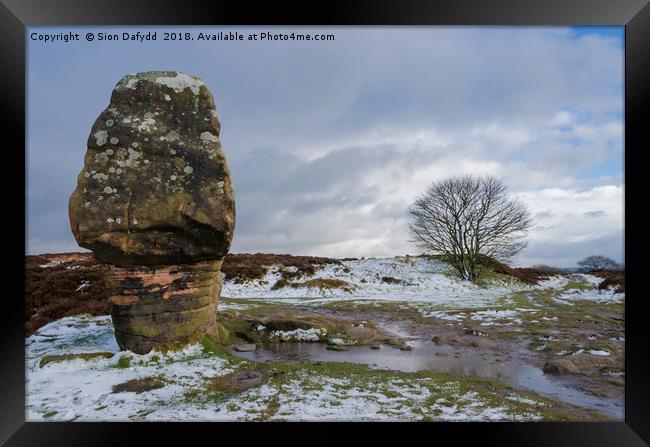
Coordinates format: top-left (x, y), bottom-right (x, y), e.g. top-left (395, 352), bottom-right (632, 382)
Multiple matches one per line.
top-left (25, 252), bottom-right (110, 336)
top-left (296, 278), bottom-right (352, 289)
top-left (205, 370), bottom-right (264, 394)
top-left (111, 377), bottom-right (166, 394)
top-left (221, 253), bottom-right (341, 284)
top-left (592, 269), bottom-right (625, 293)
top-left (478, 255), bottom-right (564, 284)
top-left (25, 252), bottom-right (343, 335)
top-left (26, 251), bottom-right (568, 338)
top-left (381, 276), bottom-right (402, 284)
top-left (271, 277), bottom-right (355, 291)
top-left (39, 352), bottom-right (115, 368)
top-left (513, 267), bottom-right (565, 283)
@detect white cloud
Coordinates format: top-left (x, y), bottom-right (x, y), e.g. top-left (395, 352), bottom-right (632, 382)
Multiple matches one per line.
top-left (549, 111), bottom-right (576, 127)
top-left (27, 27), bottom-right (624, 267)
top-left (511, 185), bottom-right (623, 266)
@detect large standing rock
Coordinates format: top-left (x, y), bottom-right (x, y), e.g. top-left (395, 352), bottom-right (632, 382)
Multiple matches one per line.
top-left (69, 71), bottom-right (235, 265)
top-left (69, 71), bottom-right (235, 354)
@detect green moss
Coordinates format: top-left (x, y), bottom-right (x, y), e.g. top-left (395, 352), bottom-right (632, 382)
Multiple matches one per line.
top-left (216, 314), bottom-right (259, 343)
top-left (200, 334), bottom-right (221, 354)
top-left (39, 352), bottom-right (115, 368)
top-left (170, 320), bottom-right (205, 338)
top-left (43, 411), bottom-right (58, 418)
top-left (112, 376), bottom-right (166, 394)
top-left (226, 402), bottom-right (240, 412)
top-left (216, 323), bottom-right (231, 344)
top-left (116, 356), bottom-right (132, 368)
top-left (199, 334), bottom-right (247, 363)
top-left (562, 281), bottom-right (592, 290)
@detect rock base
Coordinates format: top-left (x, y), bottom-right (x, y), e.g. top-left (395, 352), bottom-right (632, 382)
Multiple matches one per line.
top-left (105, 260), bottom-right (223, 354)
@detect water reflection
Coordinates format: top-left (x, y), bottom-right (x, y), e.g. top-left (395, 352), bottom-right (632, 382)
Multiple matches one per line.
top-left (236, 341), bottom-right (623, 419)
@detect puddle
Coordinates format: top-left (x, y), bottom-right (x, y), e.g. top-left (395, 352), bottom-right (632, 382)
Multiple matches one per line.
top-left (236, 341), bottom-right (623, 419)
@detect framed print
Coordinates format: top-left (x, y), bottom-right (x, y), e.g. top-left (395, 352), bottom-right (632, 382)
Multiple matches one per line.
top-left (3, 0), bottom-right (649, 444)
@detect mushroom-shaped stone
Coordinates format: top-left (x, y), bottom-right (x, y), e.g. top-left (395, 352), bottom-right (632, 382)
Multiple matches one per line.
top-left (68, 71), bottom-right (235, 354)
top-left (69, 71), bottom-right (235, 266)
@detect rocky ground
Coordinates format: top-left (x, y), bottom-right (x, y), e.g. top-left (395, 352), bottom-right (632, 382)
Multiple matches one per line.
top-left (25, 252), bottom-right (624, 421)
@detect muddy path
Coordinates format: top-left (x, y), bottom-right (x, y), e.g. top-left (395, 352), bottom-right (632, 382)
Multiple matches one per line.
top-left (226, 294), bottom-right (624, 419)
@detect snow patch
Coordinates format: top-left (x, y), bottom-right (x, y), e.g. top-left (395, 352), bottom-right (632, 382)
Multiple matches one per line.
top-left (271, 327), bottom-right (326, 342)
top-left (39, 260), bottom-right (64, 268)
top-left (221, 257), bottom-right (524, 309)
top-left (155, 73), bottom-right (204, 95)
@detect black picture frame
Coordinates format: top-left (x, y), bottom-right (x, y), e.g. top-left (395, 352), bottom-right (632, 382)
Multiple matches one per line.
top-left (3, 0), bottom-right (648, 444)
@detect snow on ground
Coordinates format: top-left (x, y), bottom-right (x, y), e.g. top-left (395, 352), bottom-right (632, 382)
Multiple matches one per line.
top-left (248, 375), bottom-right (543, 422)
top-left (26, 258), bottom-right (623, 422)
top-left (505, 394), bottom-right (548, 407)
top-left (587, 350), bottom-right (611, 357)
top-left (554, 287), bottom-right (624, 304)
top-left (537, 275), bottom-right (571, 289)
top-left (26, 316), bottom-right (237, 421)
top-left (216, 301), bottom-right (256, 313)
top-left (222, 257), bottom-right (528, 309)
top-left (220, 258), bottom-right (623, 323)
top-left (26, 315), bottom-right (547, 422)
top-left (470, 309), bottom-right (526, 326)
top-left (326, 337), bottom-right (357, 346)
top-left (271, 328), bottom-right (327, 342)
top-left (419, 310), bottom-right (466, 321)
top-left (26, 315), bottom-right (119, 361)
top-left (539, 274), bottom-right (623, 304)
top-left (38, 260), bottom-right (65, 268)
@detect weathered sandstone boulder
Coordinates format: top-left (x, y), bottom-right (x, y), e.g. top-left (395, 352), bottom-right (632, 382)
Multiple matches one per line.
top-left (69, 71), bottom-right (235, 266)
top-left (69, 71), bottom-right (235, 354)
top-left (105, 261), bottom-right (223, 353)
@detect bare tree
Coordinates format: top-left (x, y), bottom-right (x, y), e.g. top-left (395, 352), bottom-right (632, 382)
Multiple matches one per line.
top-left (577, 255), bottom-right (620, 271)
top-left (408, 175), bottom-right (531, 281)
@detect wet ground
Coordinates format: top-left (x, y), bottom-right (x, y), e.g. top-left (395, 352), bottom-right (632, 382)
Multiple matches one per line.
top-left (25, 255), bottom-right (625, 422)
top-left (226, 285), bottom-right (625, 420)
top-left (237, 338), bottom-right (622, 418)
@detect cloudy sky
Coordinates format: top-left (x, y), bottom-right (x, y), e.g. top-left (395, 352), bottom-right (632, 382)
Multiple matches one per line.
top-left (27, 26), bottom-right (624, 267)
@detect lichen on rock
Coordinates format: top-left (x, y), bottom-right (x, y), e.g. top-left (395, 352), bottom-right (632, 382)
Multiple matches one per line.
top-left (69, 70), bottom-right (235, 266)
top-left (68, 71), bottom-right (236, 354)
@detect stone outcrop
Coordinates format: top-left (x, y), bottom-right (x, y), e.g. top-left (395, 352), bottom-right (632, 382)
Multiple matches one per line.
top-left (543, 359), bottom-right (581, 375)
top-left (69, 71), bottom-right (235, 354)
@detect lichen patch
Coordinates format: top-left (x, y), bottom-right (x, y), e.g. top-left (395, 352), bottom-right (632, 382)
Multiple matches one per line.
top-left (137, 118), bottom-right (156, 133)
top-left (94, 130), bottom-right (108, 147)
top-left (200, 132), bottom-right (218, 144)
top-left (154, 73), bottom-right (204, 95)
top-left (160, 130), bottom-right (180, 142)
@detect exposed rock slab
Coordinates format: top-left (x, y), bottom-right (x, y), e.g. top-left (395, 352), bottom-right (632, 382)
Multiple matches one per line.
top-left (543, 359), bottom-right (581, 375)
